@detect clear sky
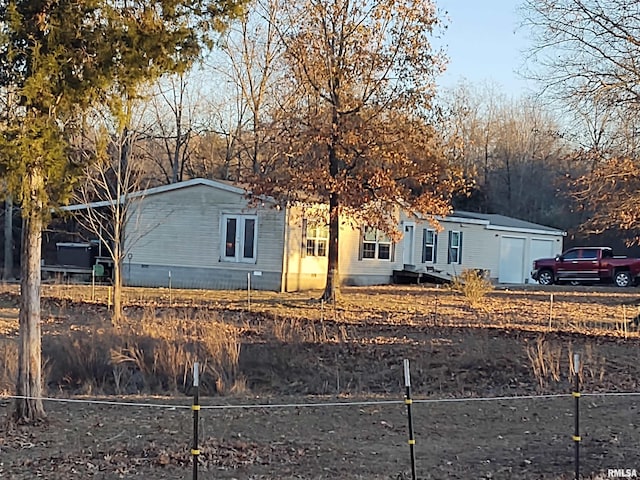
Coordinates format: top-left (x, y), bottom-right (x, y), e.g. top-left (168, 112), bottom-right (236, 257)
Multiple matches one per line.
top-left (435, 1), bottom-right (533, 97)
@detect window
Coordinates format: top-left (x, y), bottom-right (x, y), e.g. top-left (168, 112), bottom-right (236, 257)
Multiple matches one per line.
top-left (304, 221), bottom-right (329, 257)
top-left (447, 230), bottom-right (462, 264)
top-left (580, 249), bottom-right (598, 260)
top-left (221, 214), bottom-right (257, 262)
top-left (562, 250), bottom-right (579, 260)
top-left (362, 227), bottom-right (392, 260)
top-left (422, 229), bottom-right (437, 263)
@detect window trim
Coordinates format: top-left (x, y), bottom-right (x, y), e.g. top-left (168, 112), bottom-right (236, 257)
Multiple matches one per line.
top-left (448, 230), bottom-right (462, 264)
top-left (221, 214), bottom-right (258, 263)
top-left (303, 219), bottom-right (329, 257)
top-left (361, 227), bottom-right (393, 261)
top-left (422, 228), bottom-right (437, 263)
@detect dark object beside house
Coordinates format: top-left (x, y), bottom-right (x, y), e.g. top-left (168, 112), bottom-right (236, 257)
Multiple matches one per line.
top-left (41, 242), bottom-right (113, 281)
top-left (56, 242), bottom-right (94, 268)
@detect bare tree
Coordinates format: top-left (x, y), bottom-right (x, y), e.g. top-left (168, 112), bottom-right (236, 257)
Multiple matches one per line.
top-left (197, 87), bottom-right (247, 181)
top-left (523, 0), bottom-right (640, 239)
top-left (142, 73), bottom-right (205, 184)
top-left (226, 0), bottom-right (284, 175)
top-left (522, 0), bottom-right (640, 106)
top-left (204, 0), bottom-right (286, 181)
top-left (441, 83), bottom-right (570, 226)
top-left (73, 104), bottom-right (150, 325)
top-left (439, 82), bottom-right (502, 209)
top-left (489, 99), bottom-right (568, 224)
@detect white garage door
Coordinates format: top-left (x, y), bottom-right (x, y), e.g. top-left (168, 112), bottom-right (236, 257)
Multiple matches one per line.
top-left (529, 239), bottom-right (555, 283)
top-left (499, 237), bottom-right (526, 284)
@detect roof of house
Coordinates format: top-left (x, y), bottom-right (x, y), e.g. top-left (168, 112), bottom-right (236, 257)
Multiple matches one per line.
top-left (448, 211), bottom-right (565, 236)
top-left (62, 178), bottom-right (565, 237)
top-left (61, 178), bottom-right (253, 212)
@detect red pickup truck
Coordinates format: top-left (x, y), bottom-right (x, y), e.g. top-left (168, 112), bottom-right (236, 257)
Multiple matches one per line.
top-left (531, 246), bottom-right (640, 287)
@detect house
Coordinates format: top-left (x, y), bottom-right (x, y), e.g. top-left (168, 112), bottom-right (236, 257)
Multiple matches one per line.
top-left (61, 178), bottom-right (565, 290)
top-left (283, 208), bottom-right (565, 289)
top-left (118, 179), bottom-right (287, 291)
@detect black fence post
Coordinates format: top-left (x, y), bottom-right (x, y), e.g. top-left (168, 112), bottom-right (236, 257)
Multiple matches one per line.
top-left (403, 359), bottom-right (417, 480)
top-left (573, 353), bottom-right (580, 480)
top-left (192, 362), bottom-right (200, 480)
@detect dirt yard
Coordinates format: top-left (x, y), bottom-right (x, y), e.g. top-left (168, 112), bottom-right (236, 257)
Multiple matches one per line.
top-left (1, 283), bottom-right (640, 479)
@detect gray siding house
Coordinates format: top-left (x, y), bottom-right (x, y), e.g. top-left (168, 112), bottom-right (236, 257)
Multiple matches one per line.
top-left (122, 179), bottom-right (287, 290)
top-left (395, 211), bottom-right (565, 285)
top-left (64, 178), bottom-right (565, 290)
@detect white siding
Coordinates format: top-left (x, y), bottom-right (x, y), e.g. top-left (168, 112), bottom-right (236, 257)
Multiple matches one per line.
top-left (399, 212), bottom-right (564, 283)
top-left (119, 181), bottom-right (564, 290)
top-left (124, 183), bottom-right (285, 275)
top-left (283, 206), bottom-right (328, 291)
top-left (339, 220), bottom-right (403, 285)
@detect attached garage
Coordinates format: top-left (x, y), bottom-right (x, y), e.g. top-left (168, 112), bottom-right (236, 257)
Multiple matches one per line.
top-left (440, 212), bottom-right (565, 285)
top-left (499, 236), bottom-right (526, 283)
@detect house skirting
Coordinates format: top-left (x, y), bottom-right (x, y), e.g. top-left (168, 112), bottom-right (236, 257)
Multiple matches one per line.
top-left (284, 272), bottom-right (327, 292)
top-left (124, 263), bottom-right (282, 291)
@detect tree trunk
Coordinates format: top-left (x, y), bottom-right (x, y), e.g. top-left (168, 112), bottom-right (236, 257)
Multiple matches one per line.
top-left (3, 196), bottom-right (13, 280)
top-left (15, 207), bottom-right (46, 423)
top-left (172, 130), bottom-right (180, 184)
top-left (112, 236), bottom-right (123, 326)
top-left (322, 191), bottom-right (340, 301)
top-left (322, 109), bottom-right (341, 302)
top-left (109, 130), bottom-right (129, 326)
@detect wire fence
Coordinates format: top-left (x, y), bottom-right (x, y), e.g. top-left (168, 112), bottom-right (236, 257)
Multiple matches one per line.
top-left (2, 380), bottom-right (640, 479)
top-left (2, 283), bottom-right (640, 478)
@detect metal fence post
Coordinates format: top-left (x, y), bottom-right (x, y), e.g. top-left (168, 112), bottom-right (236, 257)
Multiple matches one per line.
top-left (247, 272), bottom-right (251, 312)
top-left (573, 353), bottom-right (580, 480)
top-left (403, 359), bottom-right (417, 480)
top-left (192, 362), bottom-right (200, 480)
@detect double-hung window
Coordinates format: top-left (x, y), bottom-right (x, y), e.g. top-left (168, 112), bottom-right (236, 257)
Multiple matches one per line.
top-left (422, 229), bottom-right (437, 263)
top-left (448, 230), bottom-right (462, 264)
top-left (362, 227), bottom-right (392, 260)
top-left (304, 221), bottom-right (329, 257)
top-left (221, 214), bottom-right (257, 262)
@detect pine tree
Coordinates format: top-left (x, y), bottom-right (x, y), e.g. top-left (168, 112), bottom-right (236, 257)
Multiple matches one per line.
top-left (0, 0), bottom-right (245, 423)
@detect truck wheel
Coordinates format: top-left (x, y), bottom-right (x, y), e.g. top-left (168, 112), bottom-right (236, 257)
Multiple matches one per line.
top-left (614, 271), bottom-right (632, 288)
top-left (538, 269), bottom-right (554, 285)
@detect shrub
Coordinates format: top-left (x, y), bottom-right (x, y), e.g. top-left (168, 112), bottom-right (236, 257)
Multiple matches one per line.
top-left (451, 269), bottom-right (493, 309)
top-left (109, 309), bottom-right (244, 395)
top-left (46, 332), bottom-right (114, 394)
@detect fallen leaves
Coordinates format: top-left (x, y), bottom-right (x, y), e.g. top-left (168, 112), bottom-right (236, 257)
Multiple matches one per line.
top-left (0, 425), bottom-right (306, 478)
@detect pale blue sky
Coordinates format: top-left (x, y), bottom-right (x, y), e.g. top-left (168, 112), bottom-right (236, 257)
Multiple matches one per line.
top-left (436, 1), bottom-right (533, 97)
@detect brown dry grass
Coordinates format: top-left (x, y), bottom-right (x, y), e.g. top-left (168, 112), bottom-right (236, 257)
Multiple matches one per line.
top-left (3, 282), bottom-right (640, 336)
top-left (1, 282), bottom-right (639, 397)
top-left (3, 283), bottom-right (640, 480)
